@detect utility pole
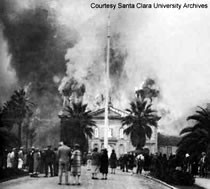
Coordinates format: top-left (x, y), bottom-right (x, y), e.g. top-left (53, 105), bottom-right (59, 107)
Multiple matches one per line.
top-left (104, 8), bottom-right (111, 149)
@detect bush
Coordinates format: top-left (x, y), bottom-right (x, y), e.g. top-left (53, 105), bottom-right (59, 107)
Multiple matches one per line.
top-left (0, 168), bottom-right (28, 181)
top-left (150, 169), bottom-right (195, 186)
top-left (169, 170), bottom-right (195, 186)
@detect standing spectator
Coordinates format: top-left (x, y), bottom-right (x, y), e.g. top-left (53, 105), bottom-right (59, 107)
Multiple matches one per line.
top-left (18, 147), bottom-right (24, 169)
top-left (27, 147), bottom-right (35, 175)
top-left (191, 156), bottom-right (199, 176)
top-left (58, 141), bottom-right (71, 185)
top-left (128, 152), bottom-right (135, 174)
top-left (7, 149), bottom-right (12, 168)
top-left (100, 149), bottom-right (109, 180)
top-left (32, 148), bottom-right (41, 177)
top-left (40, 148), bottom-right (46, 174)
top-left (86, 151), bottom-right (92, 171)
top-left (118, 155), bottom-right (123, 171)
top-left (71, 144), bottom-right (82, 185)
top-left (109, 149), bottom-right (117, 174)
top-left (122, 153), bottom-right (129, 172)
top-left (136, 154), bottom-right (144, 174)
top-left (44, 145), bottom-right (54, 177)
top-left (91, 148), bottom-right (101, 179)
top-left (199, 152), bottom-right (208, 177)
top-left (10, 148), bottom-right (15, 168)
top-left (53, 148), bottom-right (59, 176)
top-left (183, 153), bottom-right (191, 173)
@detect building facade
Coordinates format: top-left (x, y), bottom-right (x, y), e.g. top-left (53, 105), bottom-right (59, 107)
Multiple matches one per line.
top-left (89, 105), bottom-right (158, 157)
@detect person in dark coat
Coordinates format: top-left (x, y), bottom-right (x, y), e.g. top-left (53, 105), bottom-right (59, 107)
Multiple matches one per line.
top-left (44, 145), bottom-right (54, 177)
top-left (122, 153), bottom-right (129, 172)
top-left (128, 152), bottom-right (135, 174)
top-left (27, 147), bottom-right (35, 175)
top-left (13, 148), bottom-right (19, 169)
top-left (199, 152), bottom-right (208, 177)
top-left (191, 156), bottom-right (199, 176)
top-left (109, 149), bottom-right (117, 174)
top-left (53, 148), bottom-right (59, 176)
top-left (100, 149), bottom-right (109, 180)
top-left (183, 153), bottom-right (190, 173)
top-left (136, 154), bottom-right (144, 174)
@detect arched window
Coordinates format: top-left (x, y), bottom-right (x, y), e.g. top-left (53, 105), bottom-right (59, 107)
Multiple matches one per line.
top-left (94, 128), bottom-right (99, 138)
top-left (108, 128), bottom-right (114, 137)
top-left (93, 143), bottom-right (99, 149)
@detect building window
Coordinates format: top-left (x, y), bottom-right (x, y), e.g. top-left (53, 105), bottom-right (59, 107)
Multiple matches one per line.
top-left (151, 127), bottom-right (155, 140)
top-left (94, 128), bottom-right (99, 138)
top-left (93, 143), bottom-right (99, 150)
top-left (119, 144), bottom-right (124, 155)
top-left (120, 128), bottom-right (124, 139)
top-left (108, 128), bottom-right (113, 137)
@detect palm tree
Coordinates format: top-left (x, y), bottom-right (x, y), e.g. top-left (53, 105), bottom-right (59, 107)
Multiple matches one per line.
top-left (178, 106), bottom-right (210, 158)
top-left (60, 102), bottom-right (96, 152)
top-left (122, 99), bottom-right (160, 150)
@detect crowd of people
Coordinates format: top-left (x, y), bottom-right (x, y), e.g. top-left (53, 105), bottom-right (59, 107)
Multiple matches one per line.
top-left (0, 144), bottom-right (209, 185)
top-left (118, 151), bottom-right (209, 178)
top-left (57, 143), bottom-right (118, 185)
top-left (1, 145), bottom-right (59, 177)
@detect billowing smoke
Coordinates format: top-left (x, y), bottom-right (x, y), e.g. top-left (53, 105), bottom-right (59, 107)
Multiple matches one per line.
top-left (135, 78), bottom-right (160, 101)
top-left (0, 0), bottom-right (78, 118)
top-left (59, 77), bottom-right (85, 106)
top-left (0, 28), bottom-right (17, 105)
top-left (1, 0), bottom-right (210, 136)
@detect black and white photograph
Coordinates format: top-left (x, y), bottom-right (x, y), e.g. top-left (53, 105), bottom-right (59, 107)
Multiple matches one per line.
top-left (0, 0), bottom-right (209, 188)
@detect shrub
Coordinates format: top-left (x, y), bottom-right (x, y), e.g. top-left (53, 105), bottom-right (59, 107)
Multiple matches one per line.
top-left (0, 168), bottom-right (28, 181)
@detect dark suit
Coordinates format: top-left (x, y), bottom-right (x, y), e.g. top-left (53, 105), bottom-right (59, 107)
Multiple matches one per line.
top-left (45, 148), bottom-right (55, 177)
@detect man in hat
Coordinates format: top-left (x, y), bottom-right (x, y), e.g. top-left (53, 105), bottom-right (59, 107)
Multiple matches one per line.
top-left (58, 141), bottom-right (71, 185)
top-left (44, 145), bottom-right (54, 177)
top-left (27, 146), bottom-right (35, 175)
top-left (183, 153), bottom-right (190, 173)
top-left (199, 152), bottom-right (208, 177)
top-left (18, 147), bottom-right (24, 169)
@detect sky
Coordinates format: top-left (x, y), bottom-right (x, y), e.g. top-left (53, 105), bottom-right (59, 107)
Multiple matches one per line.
top-left (0, 0), bottom-right (210, 135)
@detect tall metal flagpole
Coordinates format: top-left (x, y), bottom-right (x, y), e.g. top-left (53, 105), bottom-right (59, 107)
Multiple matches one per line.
top-left (104, 8), bottom-right (111, 149)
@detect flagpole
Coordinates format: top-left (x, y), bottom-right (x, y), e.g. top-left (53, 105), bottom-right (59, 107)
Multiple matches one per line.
top-left (104, 8), bottom-right (111, 149)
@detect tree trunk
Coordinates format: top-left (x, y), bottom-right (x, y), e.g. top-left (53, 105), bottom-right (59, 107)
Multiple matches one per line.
top-left (25, 124), bottom-right (29, 151)
top-left (18, 123), bottom-right (22, 147)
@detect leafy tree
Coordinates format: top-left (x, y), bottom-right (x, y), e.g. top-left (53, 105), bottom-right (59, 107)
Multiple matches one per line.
top-left (1, 89), bottom-right (34, 147)
top-left (178, 106), bottom-right (210, 158)
top-left (0, 107), bottom-right (18, 152)
top-left (122, 98), bottom-right (160, 150)
top-left (22, 109), bottom-right (36, 150)
top-left (60, 102), bottom-right (96, 152)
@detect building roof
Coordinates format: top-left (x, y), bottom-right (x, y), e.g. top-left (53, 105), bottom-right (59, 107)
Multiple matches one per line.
top-left (90, 105), bottom-right (128, 120)
top-left (158, 133), bottom-right (181, 146)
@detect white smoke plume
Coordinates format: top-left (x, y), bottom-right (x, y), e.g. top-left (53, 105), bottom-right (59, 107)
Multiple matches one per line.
top-left (57, 0), bottom-right (210, 135)
top-left (1, 0), bottom-right (210, 135)
top-left (0, 28), bottom-right (17, 104)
